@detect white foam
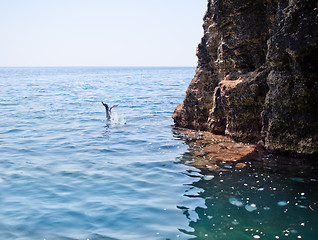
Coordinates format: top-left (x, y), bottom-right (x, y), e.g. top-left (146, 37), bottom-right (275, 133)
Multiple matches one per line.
top-left (110, 112), bottom-right (126, 125)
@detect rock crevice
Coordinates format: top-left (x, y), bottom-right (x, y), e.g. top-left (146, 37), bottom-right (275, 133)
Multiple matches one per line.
top-left (173, 0), bottom-right (318, 155)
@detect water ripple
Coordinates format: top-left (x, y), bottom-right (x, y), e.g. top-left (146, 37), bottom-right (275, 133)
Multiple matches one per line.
top-left (1, 67), bottom-right (317, 240)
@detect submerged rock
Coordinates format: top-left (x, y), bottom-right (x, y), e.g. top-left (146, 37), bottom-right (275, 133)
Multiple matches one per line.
top-left (277, 200), bottom-right (289, 206)
top-left (297, 205), bottom-right (308, 209)
top-left (245, 203), bottom-right (257, 212)
top-left (232, 219), bottom-right (239, 225)
top-left (203, 175), bottom-right (215, 180)
top-left (290, 177), bottom-right (305, 182)
top-left (173, 0), bottom-right (318, 156)
top-left (229, 198), bottom-right (244, 207)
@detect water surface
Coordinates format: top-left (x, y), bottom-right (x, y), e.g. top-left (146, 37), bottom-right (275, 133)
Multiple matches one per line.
top-left (0, 67), bottom-right (317, 240)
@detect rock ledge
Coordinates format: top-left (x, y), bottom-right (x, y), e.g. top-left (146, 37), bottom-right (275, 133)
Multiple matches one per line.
top-left (173, 0), bottom-right (318, 155)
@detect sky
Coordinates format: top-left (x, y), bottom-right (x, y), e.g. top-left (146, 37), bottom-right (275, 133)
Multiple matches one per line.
top-left (0, 0), bottom-right (207, 67)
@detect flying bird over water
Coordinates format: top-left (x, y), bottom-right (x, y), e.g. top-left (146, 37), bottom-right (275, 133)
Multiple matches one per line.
top-left (101, 102), bottom-right (119, 120)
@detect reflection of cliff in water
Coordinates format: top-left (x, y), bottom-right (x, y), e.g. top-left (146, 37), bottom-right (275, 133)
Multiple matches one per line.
top-left (174, 131), bottom-right (318, 240)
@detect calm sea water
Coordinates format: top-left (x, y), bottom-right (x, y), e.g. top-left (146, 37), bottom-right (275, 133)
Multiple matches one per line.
top-left (0, 67), bottom-right (317, 240)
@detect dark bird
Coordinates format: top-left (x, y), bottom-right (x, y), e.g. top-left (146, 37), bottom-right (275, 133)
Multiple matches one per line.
top-left (101, 102), bottom-right (119, 120)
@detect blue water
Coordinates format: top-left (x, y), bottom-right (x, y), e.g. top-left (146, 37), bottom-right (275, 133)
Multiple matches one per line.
top-left (0, 67), bottom-right (317, 240)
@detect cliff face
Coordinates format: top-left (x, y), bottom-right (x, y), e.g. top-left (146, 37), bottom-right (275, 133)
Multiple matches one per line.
top-left (173, 0), bottom-right (318, 155)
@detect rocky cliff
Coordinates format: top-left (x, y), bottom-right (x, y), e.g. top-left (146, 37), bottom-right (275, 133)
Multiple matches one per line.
top-left (173, 0), bottom-right (318, 155)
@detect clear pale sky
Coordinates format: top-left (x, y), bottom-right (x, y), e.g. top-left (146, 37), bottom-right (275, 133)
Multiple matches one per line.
top-left (0, 0), bottom-right (207, 67)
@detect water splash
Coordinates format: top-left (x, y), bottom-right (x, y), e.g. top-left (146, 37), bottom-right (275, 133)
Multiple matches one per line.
top-left (110, 112), bottom-right (126, 125)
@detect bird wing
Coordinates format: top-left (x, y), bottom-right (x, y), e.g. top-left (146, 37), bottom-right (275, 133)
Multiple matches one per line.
top-left (110, 104), bottom-right (119, 111)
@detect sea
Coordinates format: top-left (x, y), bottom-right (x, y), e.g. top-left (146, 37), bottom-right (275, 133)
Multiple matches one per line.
top-left (0, 67), bottom-right (317, 240)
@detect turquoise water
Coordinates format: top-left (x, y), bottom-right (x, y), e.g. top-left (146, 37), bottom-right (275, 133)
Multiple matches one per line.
top-left (0, 67), bottom-right (317, 240)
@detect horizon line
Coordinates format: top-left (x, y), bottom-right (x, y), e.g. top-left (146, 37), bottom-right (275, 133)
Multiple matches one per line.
top-left (0, 65), bottom-right (197, 68)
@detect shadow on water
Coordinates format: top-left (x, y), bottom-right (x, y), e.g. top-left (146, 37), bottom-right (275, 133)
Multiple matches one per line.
top-left (173, 129), bottom-right (318, 240)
